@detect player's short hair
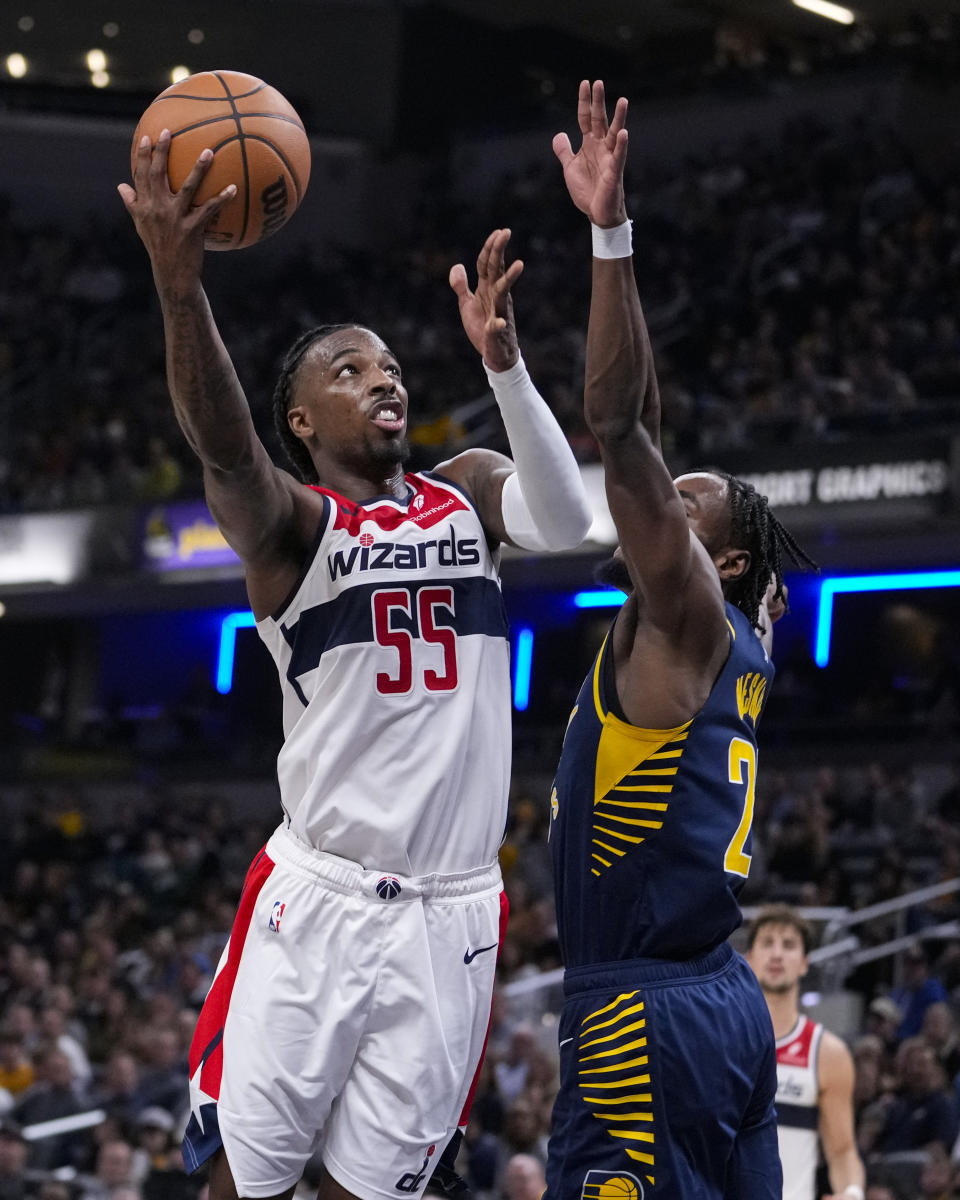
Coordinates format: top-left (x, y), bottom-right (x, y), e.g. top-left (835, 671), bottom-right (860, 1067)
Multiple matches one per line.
top-left (698, 469), bottom-right (819, 629)
top-left (745, 904), bottom-right (814, 955)
top-left (271, 323), bottom-right (360, 483)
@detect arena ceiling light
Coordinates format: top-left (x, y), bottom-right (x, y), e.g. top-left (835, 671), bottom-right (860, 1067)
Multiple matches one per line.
top-left (791, 0), bottom-right (856, 24)
top-left (6, 54), bottom-right (27, 78)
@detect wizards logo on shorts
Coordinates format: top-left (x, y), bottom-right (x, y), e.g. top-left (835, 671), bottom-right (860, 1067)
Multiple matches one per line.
top-left (376, 876), bottom-right (402, 900)
top-left (268, 901), bottom-right (286, 932)
top-left (581, 1171), bottom-right (644, 1200)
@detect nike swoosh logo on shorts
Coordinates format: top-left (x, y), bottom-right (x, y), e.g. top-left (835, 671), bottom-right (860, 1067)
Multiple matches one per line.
top-left (559, 1038), bottom-right (573, 1049)
top-left (463, 943), bottom-right (498, 964)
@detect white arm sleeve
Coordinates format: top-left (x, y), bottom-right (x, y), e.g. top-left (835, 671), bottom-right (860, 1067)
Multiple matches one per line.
top-left (484, 356), bottom-right (593, 552)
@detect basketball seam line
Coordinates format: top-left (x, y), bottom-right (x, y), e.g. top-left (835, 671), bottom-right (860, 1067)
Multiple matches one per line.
top-left (166, 113), bottom-right (305, 139)
top-left (253, 137), bottom-right (303, 206)
top-left (214, 70), bottom-right (251, 246)
top-left (183, 133), bottom-right (303, 207)
top-left (154, 85), bottom-right (266, 103)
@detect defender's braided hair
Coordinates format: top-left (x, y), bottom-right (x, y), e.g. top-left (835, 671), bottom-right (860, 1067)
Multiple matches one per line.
top-left (271, 324), bottom-right (358, 483)
top-left (706, 468), bottom-right (819, 629)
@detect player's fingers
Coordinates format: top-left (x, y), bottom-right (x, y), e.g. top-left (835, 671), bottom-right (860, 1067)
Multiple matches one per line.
top-left (148, 129), bottom-right (172, 187)
top-left (448, 262), bottom-right (471, 301)
top-left (608, 96), bottom-right (629, 142)
top-left (590, 80), bottom-right (608, 139)
top-left (610, 128), bottom-right (629, 172)
top-left (116, 183), bottom-right (137, 210)
top-left (576, 79), bottom-right (592, 136)
top-left (193, 183), bottom-right (237, 226)
top-left (476, 229), bottom-right (500, 279)
top-left (177, 148), bottom-right (215, 205)
top-left (494, 258), bottom-right (524, 297)
top-left (131, 134), bottom-right (152, 185)
top-left (552, 132), bottom-right (575, 168)
top-left (490, 227), bottom-right (511, 276)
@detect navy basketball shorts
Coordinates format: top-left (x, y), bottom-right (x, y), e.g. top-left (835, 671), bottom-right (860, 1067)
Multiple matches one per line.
top-left (545, 942), bottom-right (781, 1200)
top-left (182, 825), bottom-right (504, 1200)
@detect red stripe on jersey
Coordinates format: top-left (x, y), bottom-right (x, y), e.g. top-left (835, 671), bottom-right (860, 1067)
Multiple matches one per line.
top-left (187, 847), bottom-right (276, 1100)
top-left (308, 474), bottom-right (471, 536)
top-left (776, 1015), bottom-right (817, 1068)
top-left (457, 889), bottom-right (510, 1128)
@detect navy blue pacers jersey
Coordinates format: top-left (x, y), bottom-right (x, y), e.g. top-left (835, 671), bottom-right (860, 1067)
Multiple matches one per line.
top-left (550, 601), bottom-right (774, 968)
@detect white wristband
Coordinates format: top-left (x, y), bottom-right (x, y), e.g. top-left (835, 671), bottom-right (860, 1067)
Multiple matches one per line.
top-left (842, 1187), bottom-right (864, 1200)
top-left (591, 219), bottom-right (633, 259)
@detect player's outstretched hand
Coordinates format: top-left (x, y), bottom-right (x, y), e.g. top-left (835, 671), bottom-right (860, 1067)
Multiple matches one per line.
top-left (117, 130), bottom-right (237, 290)
top-left (449, 228), bottom-right (524, 373)
top-left (553, 80), bottom-right (629, 229)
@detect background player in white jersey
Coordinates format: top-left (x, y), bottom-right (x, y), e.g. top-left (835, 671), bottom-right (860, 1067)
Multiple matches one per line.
top-left (746, 905), bottom-right (866, 1200)
top-left (118, 132), bottom-right (591, 1200)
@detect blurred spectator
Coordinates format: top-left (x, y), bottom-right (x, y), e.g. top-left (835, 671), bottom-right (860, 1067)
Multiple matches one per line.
top-left (78, 1139), bottom-right (136, 1200)
top-left (866, 998), bottom-right (903, 1056)
top-left (0, 1037), bottom-right (33, 1100)
top-left (499, 1096), bottom-right (548, 1165)
top-left (921, 1003), bottom-right (960, 1085)
top-left (868, 1037), bottom-right (959, 1156)
top-left (891, 947), bottom-right (949, 1040)
top-left (38, 1007), bottom-right (92, 1088)
top-left (918, 1144), bottom-right (959, 1199)
top-left (502, 1153), bottom-right (546, 1200)
top-left (130, 1108), bottom-right (174, 1187)
top-left (135, 1033), bottom-right (185, 1120)
top-left (0, 1122), bottom-right (28, 1200)
top-left (13, 1048), bottom-right (90, 1171)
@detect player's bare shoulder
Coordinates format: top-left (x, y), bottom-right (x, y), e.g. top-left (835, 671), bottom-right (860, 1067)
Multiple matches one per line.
top-left (817, 1027), bottom-right (856, 1094)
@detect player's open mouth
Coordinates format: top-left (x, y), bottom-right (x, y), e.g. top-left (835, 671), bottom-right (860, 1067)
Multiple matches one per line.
top-left (370, 403), bottom-right (405, 433)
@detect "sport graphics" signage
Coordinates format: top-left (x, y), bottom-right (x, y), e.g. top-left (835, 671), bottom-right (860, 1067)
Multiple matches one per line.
top-left (740, 459), bottom-right (949, 508)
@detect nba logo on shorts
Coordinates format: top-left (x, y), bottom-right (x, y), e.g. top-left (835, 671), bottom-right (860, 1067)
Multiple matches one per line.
top-left (376, 876), bottom-right (402, 901)
top-left (581, 1171), bottom-right (644, 1200)
top-left (268, 901), bottom-right (286, 932)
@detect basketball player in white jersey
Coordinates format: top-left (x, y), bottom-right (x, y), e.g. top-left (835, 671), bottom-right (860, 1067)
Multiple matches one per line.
top-left (746, 906), bottom-right (866, 1200)
top-left (118, 135), bottom-right (592, 1200)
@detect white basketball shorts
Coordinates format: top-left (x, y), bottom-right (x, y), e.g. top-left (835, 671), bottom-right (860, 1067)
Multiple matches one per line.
top-left (182, 824), bottom-right (505, 1200)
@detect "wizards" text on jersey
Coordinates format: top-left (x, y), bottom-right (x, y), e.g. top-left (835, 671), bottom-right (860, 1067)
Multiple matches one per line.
top-left (327, 529), bottom-right (481, 580)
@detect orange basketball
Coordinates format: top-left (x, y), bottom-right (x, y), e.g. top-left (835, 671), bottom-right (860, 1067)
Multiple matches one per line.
top-left (131, 70), bottom-right (311, 251)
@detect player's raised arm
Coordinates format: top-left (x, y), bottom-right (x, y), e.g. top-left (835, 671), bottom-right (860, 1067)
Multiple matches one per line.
top-left (554, 81), bottom-right (705, 636)
top-left (441, 228), bottom-right (592, 552)
top-left (118, 133), bottom-right (305, 586)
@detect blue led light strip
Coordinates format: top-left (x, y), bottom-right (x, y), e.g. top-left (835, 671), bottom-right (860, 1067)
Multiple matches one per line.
top-left (217, 610), bottom-right (538, 710)
top-left (513, 627), bottom-right (534, 712)
top-left (814, 570), bottom-right (960, 668)
top-left (573, 589), bottom-right (626, 608)
top-left (216, 610), bottom-right (256, 694)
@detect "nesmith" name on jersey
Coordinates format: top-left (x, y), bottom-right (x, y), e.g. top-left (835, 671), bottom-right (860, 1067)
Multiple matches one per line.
top-left (327, 529), bottom-right (481, 580)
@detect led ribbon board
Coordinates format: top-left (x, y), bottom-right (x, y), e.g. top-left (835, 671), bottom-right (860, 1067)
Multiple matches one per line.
top-left (814, 570), bottom-right (960, 668)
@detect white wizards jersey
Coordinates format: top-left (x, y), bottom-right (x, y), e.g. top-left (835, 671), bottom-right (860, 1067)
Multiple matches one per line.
top-left (775, 1014), bottom-right (823, 1200)
top-left (256, 471), bottom-right (512, 877)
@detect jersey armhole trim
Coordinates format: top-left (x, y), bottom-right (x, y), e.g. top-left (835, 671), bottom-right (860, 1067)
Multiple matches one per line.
top-left (265, 494), bottom-right (332, 624)
top-left (420, 468), bottom-right (482, 517)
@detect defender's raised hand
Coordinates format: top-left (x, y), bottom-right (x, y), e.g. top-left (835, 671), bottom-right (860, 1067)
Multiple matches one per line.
top-left (449, 228), bottom-right (524, 372)
top-left (118, 130), bottom-right (237, 291)
top-left (553, 80), bottom-right (629, 228)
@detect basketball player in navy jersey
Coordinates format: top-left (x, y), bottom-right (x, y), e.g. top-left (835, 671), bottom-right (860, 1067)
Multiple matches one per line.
top-left (119, 135), bottom-right (591, 1200)
top-left (545, 82), bottom-right (818, 1198)
top-left (746, 906), bottom-right (865, 1200)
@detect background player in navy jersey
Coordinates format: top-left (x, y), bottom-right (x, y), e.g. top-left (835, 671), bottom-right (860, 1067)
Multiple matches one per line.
top-left (545, 81), bottom-right (818, 1199)
top-left (746, 906), bottom-right (865, 1200)
top-left (119, 134), bottom-right (591, 1200)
